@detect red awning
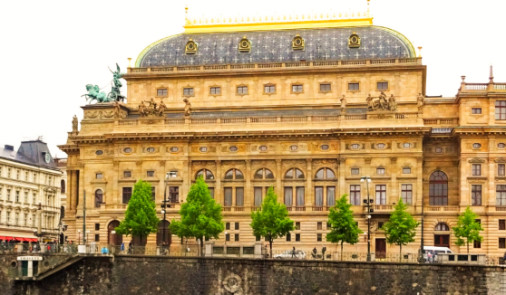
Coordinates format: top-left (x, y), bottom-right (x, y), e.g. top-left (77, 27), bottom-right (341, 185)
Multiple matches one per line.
top-left (0, 236), bottom-right (38, 242)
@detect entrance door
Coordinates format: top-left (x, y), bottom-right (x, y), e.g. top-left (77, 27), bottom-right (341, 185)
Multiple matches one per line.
top-left (434, 235), bottom-right (450, 247)
top-left (375, 238), bottom-right (386, 259)
top-left (108, 220), bottom-right (122, 246)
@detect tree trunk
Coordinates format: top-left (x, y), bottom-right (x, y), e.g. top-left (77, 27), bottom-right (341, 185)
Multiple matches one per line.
top-left (340, 242), bottom-right (343, 261)
top-left (399, 244), bottom-right (402, 262)
top-left (467, 241), bottom-right (469, 254)
top-left (269, 238), bottom-right (273, 259)
top-left (199, 238), bottom-right (204, 257)
top-left (132, 235), bottom-right (147, 254)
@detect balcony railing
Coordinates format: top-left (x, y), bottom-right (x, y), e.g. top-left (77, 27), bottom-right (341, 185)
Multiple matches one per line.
top-left (427, 206), bottom-right (459, 212)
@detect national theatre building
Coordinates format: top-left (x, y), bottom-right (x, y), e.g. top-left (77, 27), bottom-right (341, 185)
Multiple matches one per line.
top-left (60, 12), bottom-right (506, 258)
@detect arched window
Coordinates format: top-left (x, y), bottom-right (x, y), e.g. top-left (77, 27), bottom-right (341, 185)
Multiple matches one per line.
top-left (195, 169), bottom-right (214, 180)
top-left (95, 189), bottom-right (103, 208)
top-left (435, 222), bottom-right (450, 231)
top-left (224, 169), bottom-right (244, 180)
top-left (315, 168), bottom-right (336, 180)
top-left (60, 179), bottom-right (66, 193)
top-left (284, 168), bottom-right (304, 179)
top-left (254, 168), bottom-right (274, 180)
top-left (429, 171), bottom-right (448, 205)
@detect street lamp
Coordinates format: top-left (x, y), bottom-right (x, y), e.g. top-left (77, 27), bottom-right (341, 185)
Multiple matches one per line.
top-left (361, 176), bottom-right (374, 262)
top-left (161, 173), bottom-right (171, 253)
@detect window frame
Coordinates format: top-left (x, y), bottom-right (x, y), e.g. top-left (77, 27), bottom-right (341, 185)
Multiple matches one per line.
top-left (291, 83), bottom-right (303, 94)
top-left (156, 88), bottom-right (168, 97)
top-left (263, 84), bottom-right (276, 94)
top-left (401, 184), bottom-right (413, 205)
top-left (376, 81), bottom-right (389, 91)
top-left (472, 164), bottom-right (482, 176)
top-left (236, 85), bottom-right (248, 95)
top-left (319, 83), bottom-right (331, 93)
top-left (375, 184), bottom-right (387, 205)
top-left (209, 86), bottom-right (221, 96)
top-left (183, 87), bottom-right (195, 97)
top-left (495, 100), bottom-right (506, 120)
top-left (471, 184), bottom-right (482, 206)
top-left (347, 82), bottom-right (360, 91)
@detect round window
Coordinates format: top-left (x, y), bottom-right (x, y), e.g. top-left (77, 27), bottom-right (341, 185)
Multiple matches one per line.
top-left (146, 147), bottom-right (155, 153)
top-left (170, 146), bottom-right (179, 152)
top-left (350, 144), bottom-right (360, 150)
top-left (403, 143), bottom-right (411, 148)
top-left (123, 147), bottom-right (132, 153)
top-left (321, 144), bottom-right (329, 151)
top-left (95, 150), bottom-right (103, 156)
top-left (199, 146), bottom-right (208, 152)
top-left (498, 143), bottom-right (506, 149)
top-left (435, 147), bottom-right (443, 153)
top-left (259, 145), bottom-right (267, 151)
top-left (229, 146), bottom-right (238, 152)
top-left (290, 145), bottom-right (298, 151)
top-left (377, 143), bottom-right (386, 149)
top-left (473, 143), bottom-right (482, 149)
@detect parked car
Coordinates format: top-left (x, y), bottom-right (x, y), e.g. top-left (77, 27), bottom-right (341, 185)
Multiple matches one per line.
top-left (274, 249), bottom-right (306, 259)
top-left (423, 246), bottom-right (453, 262)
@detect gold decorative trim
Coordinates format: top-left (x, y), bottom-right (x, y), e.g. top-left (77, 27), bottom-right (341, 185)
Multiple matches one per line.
top-left (348, 32), bottom-right (361, 48)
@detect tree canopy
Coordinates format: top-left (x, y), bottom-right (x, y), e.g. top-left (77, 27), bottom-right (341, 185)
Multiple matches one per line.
top-left (115, 180), bottom-right (159, 245)
top-left (382, 198), bottom-right (419, 260)
top-left (326, 194), bottom-right (362, 260)
top-left (250, 186), bottom-right (294, 258)
top-left (453, 206), bottom-right (483, 253)
top-left (170, 176), bottom-right (224, 256)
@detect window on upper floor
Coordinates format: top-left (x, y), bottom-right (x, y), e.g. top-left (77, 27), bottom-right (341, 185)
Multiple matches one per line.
top-left (401, 184), bottom-right (413, 205)
top-left (498, 164), bottom-right (505, 177)
top-left (196, 169), bottom-right (214, 180)
top-left (376, 167), bottom-right (386, 175)
top-left (315, 167), bottom-right (336, 180)
top-left (183, 87), bottom-right (194, 97)
top-left (351, 168), bottom-right (360, 175)
top-left (122, 187), bottom-right (132, 204)
top-left (291, 84), bottom-right (303, 93)
top-left (147, 170), bottom-right (155, 177)
top-left (224, 168), bottom-right (244, 180)
top-left (350, 185), bottom-right (361, 206)
top-left (497, 185), bottom-right (506, 206)
top-left (157, 88), bottom-right (168, 97)
top-left (496, 100), bottom-right (506, 120)
top-left (402, 167), bottom-right (411, 174)
top-left (264, 84), bottom-right (276, 94)
top-left (209, 86), bottom-right (221, 95)
top-left (377, 81), bottom-right (388, 91)
top-left (472, 164), bottom-right (481, 176)
top-left (285, 168), bottom-right (304, 179)
top-left (96, 173), bottom-right (103, 179)
top-left (123, 171), bottom-right (131, 178)
top-left (499, 219), bottom-right (506, 230)
top-left (472, 108), bottom-right (482, 114)
top-left (472, 184), bottom-right (482, 206)
top-left (429, 170), bottom-right (448, 205)
top-left (375, 185), bottom-right (386, 205)
top-left (236, 85), bottom-right (248, 95)
top-left (348, 82), bottom-right (359, 91)
top-left (254, 168), bottom-right (274, 180)
top-left (319, 83), bottom-right (331, 93)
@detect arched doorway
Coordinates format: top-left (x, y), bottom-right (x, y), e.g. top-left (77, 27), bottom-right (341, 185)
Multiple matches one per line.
top-left (434, 222), bottom-right (450, 247)
top-left (156, 220), bottom-right (171, 247)
top-left (107, 220), bottom-right (122, 246)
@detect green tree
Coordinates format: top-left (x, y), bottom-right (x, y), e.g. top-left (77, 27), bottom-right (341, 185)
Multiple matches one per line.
top-left (326, 194), bottom-right (363, 261)
top-left (250, 186), bottom-right (294, 258)
top-left (115, 180), bottom-right (159, 251)
top-left (170, 176), bottom-right (224, 256)
top-left (382, 198), bottom-right (419, 261)
top-left (453, 206), bottom-right (483, 253)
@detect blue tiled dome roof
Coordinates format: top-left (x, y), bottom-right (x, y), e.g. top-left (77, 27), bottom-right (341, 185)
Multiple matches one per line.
top-left (137, 26), bottom-right (416, 67)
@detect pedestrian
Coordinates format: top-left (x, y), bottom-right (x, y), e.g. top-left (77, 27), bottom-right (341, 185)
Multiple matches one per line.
top-left (322, 246), bottom-right (327, 260)
top-left (128, 241), bottom-right (132, 254)
top-left (427, 251), bottom-right (432, 263)
top-left (292, 246), bottom-right (296, 258)
top-left (120, 242), bottom-right (125, 253)
top-left (312, 247), bottom-right (317, 259)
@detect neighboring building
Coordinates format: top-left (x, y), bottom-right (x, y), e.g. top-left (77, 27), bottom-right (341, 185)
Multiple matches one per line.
top-left (60, 11), bottom-right (506, 257)
top-left (0, 140), bottom-right (62, 243)
top-left (54, 157), bottom-right (67, 242)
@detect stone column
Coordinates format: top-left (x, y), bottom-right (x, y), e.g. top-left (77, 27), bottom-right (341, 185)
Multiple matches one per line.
top-left (306, 159), bottom-right (313, 208)
top-left (245, 160), bottom-right (252, 207)
top-left (215, 160), bottom-right (222, 204)
top-left (276, 159), bottom-right (282, 200)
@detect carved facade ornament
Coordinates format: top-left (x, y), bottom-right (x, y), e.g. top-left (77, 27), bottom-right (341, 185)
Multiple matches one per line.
top-left (292, 34), bottom-right (305, 50)
top-left (340, 95), bottom-right (346, 113)
top-left (468, 158), bottom-right (486, 163)
top-left (222, 273), bottom-right (243, 294)
top-left (238, 36), bottom-right (251, 52)
top-left (139, 98), bottom-right (167, 117)
top-left (72, 115), bottom-right (78, 133)
top-left (366, 92), bottom-right (397, 111)
top-left (185, 39), bottom-right (198, 54)
top-left (348, 32), bottom-right (361, 48)
top-left (495, 158), bottom-right (506, 163)
top-left (183, 98), bottom-right (192, 117)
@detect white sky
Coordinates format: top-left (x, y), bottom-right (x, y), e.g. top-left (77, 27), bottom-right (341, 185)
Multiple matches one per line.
top-left (0, 0), bottom-right (505, 156)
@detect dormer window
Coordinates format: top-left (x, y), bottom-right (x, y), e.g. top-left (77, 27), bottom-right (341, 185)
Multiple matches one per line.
top-left (348, 33), bottom-right (360, 48)
top-left (185, 39), bottom-right (198, 54)
top-left (238, 36), bottom-right (251, 52)
top-left (292, 34), bottom-right (305, 50)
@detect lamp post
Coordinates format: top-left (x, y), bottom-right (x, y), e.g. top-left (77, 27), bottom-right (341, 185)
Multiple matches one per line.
top-left (361, 176), bottom-right (373, 262)
top-left (161, 173), bottom-right (171, 253)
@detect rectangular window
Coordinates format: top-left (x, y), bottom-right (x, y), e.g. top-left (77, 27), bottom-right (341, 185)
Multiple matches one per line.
top-left (210, 86), bottom-right (221, 95)
top-left (499, 219), bottom-right (505, 230)
top-left (472, 164), bottom-right (481, 176)
top-left (317, 233), bottom-right (322, 242)
top-left (295, 222), bottom-right (300, 230)
top-left (327, 186), bottom-right (335, 207)
top-left (225, 233), bottom-right (230, 242)
top-left (123, 171), bottom-right (131, 178)
top-left (235, 222), bottom-right (240, 230)
top-left (96, 173), bottom-right (103, 179)
top-left (350, 185), bottom-right (361, 205)
top-left (236, 187), bottom-right (244, 206)
top-left (95, 223), bottom-right (100, 230)
top-left (234, 234), bottom-right (239, 242)
top-left (498, 164), bottom-right (505, 177)
top-left (264, 84), bottom-right (276, 94)
top-left (284, 187), bottom-right (293, 207)
top-left (157, 88), bottom-right (168, 96)
top-left (224, 187), bottom-right (232, 207)
top-left (377, 167), bottom-right (385, 175)
top-left (377, 81), bottom-right (388, 90)
top-left (314, 186), bottom-right (323, 207)
top-left (472, 108), bottom-right (482, 114)
top-left (95, 234), bottom-right (100, 242)
top-left (122, 187), bottom-right (132, 204)
top-left (295, 233), bottom-right (300, 242)
top-left (495, 100), bottom-right (506, 120)
top-left (317, 222), bottom-right (322, 230)
top-left (401, 184), bottom-right (413, 205)
top-left (402, 167), bottom-right (411, 174)
top-left (351, 168), bottom-right (360, 175)
top-left (292, 84), bottom-right (303, 93)
top-left (472, 185), bottom-right (482, 206)
top-left (348, 82), bottom-right (359, 91)
top-left (319, 83), bottom-right (331, 92)
top-left (169, 186), bottom-right (179, 203)
top-left (286, 233), bottom-right (291, 242)
top-left (500, 238), bottom-right (506, 249)
top-left (375, 185), bottom-right (387, 205)
top-left (147, 170), bottom-right (155, 177)
top-left (296, 187), bottom-right (305, 207)
top-left (254, 187), bottom-right (263, 207)
top-left (226, 222), bottom-right (230, 230)
top-left (183, 87), bottom-right (194, 96)
top-left (473, 240), bottom-right (481, 248)
top-left (497, 185), bottom-right (506, 206)
top-left (237, 86), bottom-right (248, 95)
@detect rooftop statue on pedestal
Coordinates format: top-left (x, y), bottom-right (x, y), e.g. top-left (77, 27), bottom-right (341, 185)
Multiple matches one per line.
top-left (83, 63), bottom-right (125, 104)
